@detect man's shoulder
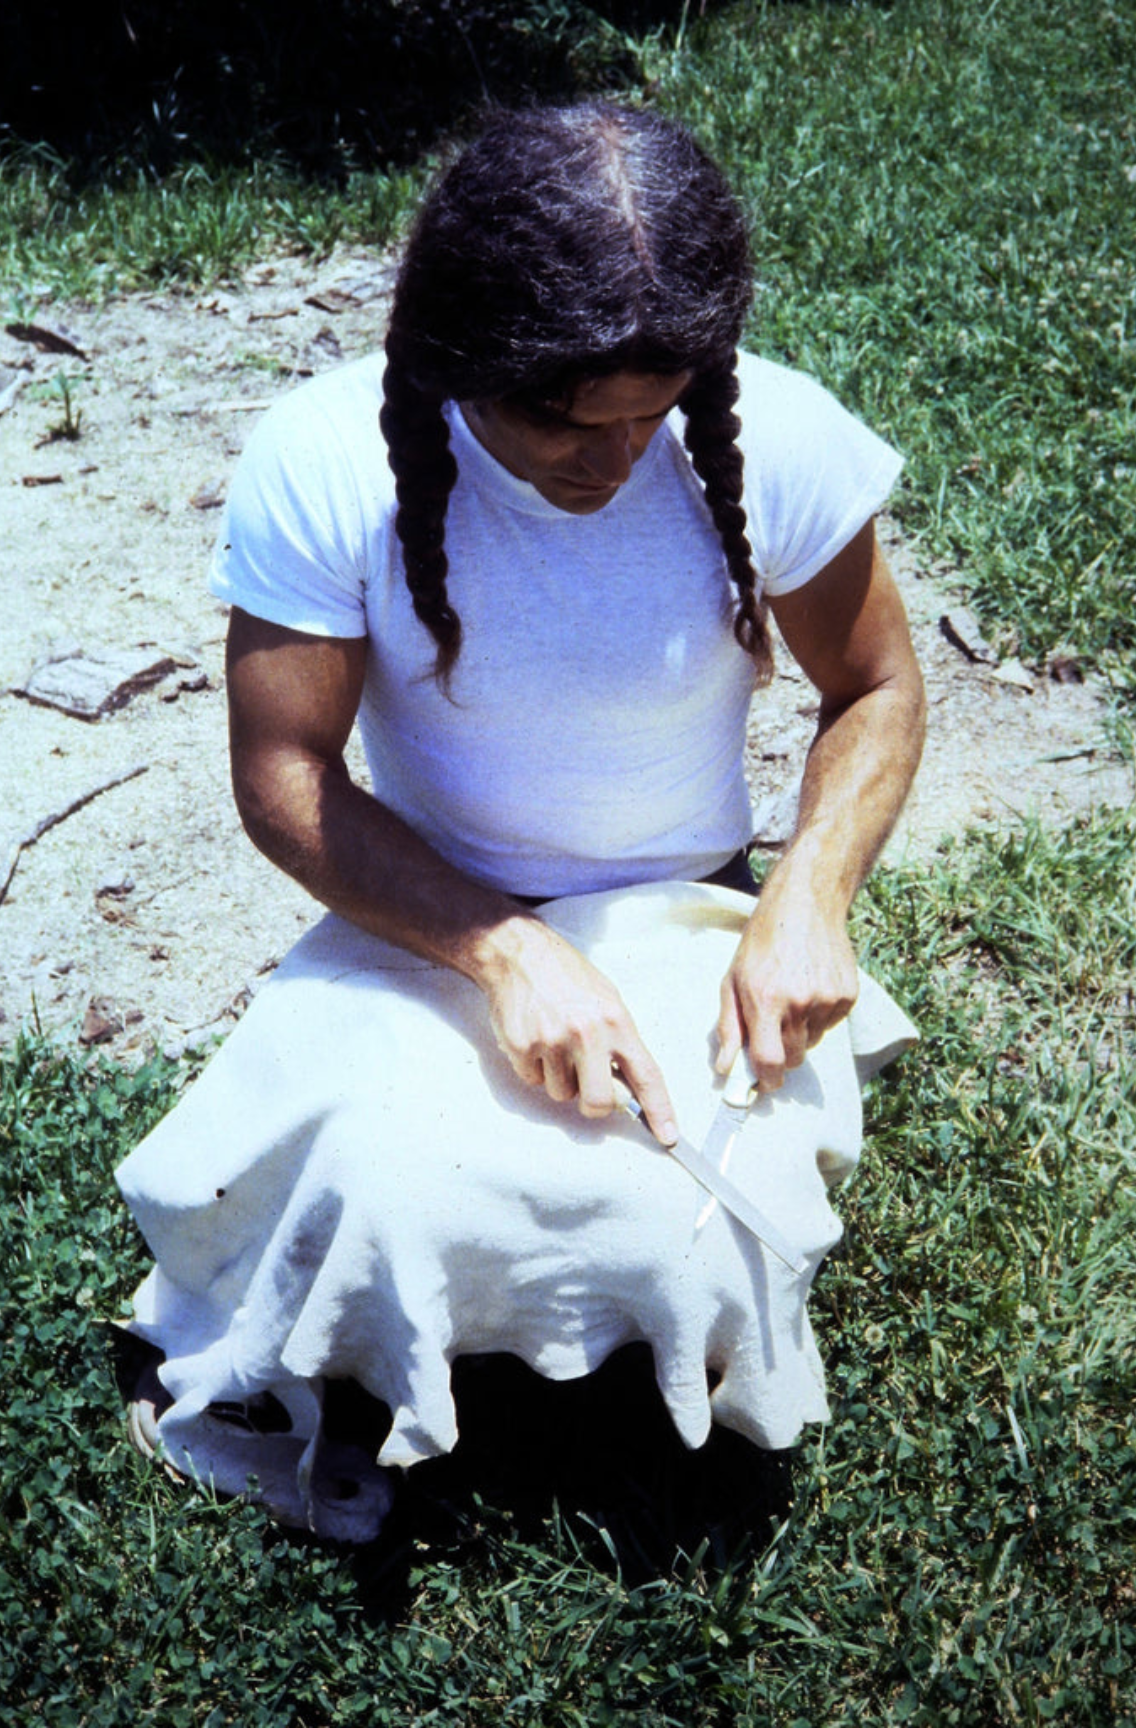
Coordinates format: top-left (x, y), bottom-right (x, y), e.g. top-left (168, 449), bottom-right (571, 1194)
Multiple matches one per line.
top-left (733, 349), bottom-right (883, 477)
top-left (215, 352), bottom-right (394, 630)
top-left (263, 351), bottom-right (383, 420)
top-left (731, 349), bottom-right (903, 595)
top-left (735, 349), bottom-right (839, 427)
top-left (244, 355), bottom-right (387, 467)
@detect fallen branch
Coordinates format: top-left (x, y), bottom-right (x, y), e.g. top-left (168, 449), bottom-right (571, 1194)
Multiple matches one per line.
top-left (0, 763), bottom-right (149, 907)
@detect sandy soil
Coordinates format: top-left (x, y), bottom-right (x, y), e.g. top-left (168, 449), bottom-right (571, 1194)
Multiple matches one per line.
top-left (1, 249), bottom-right (1129, 1058)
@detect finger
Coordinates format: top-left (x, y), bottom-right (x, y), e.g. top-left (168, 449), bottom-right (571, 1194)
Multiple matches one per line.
top-left (744, 1004), bottom-right (788, 1094)
top-left (752, 1056), bottom-right (786, 1094)
top-left (614, 1043), bottom-right (678, 1147)
top-left (755, 1000), bottom-right (851, 1084)
top-left (538, 1049), bottom-right (579, 1104)
top-left (784, 992), bottom-right (856, 1068)
top-left (505, 1045), bottom-right (546, 1088)
top-left (714, 977), bottom-right (744, 1076)
top-left (778, 1011), bottom-right (810, 1074)
top-left (574, 1047), bottom-right (619, 1119)
top-left (805, 988), bottom-right (857, 1047)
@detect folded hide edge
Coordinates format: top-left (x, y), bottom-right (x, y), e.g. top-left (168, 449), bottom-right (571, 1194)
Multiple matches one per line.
top-left (115, 880), bottom-right (917, 1541)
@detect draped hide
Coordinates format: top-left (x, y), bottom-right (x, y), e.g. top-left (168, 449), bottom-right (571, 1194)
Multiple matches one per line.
top-left (116, 882), bottom-right (916, 1540)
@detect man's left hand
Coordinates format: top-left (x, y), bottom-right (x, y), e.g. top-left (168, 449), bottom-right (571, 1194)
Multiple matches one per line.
top-left (715, 874), bottom-right (859, 1092)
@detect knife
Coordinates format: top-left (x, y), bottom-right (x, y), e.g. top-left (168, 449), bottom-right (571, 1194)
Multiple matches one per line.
top-left (612, 1067), bottom-right (808, 1276)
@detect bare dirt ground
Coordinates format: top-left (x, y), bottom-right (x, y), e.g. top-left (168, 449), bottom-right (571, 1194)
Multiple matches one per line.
top-left (1, 249), bottom-right (1130, 1059)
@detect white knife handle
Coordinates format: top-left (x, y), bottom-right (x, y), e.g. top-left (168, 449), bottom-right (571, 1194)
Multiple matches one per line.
top-left (611, 1073), bottom-right (646, 1124)
top-left (720, 1049), bottom-right (758, 1110)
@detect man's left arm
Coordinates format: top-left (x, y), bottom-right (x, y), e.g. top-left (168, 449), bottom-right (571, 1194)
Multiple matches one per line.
top-left (716, 518), bottom-right (926, 1090)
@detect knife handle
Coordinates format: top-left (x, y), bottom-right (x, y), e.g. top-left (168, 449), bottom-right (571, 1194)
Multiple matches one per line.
top-left (611, 1073), bottom-right (647, 1127)
top-left (720, 1050), bottom-right (759, 1110)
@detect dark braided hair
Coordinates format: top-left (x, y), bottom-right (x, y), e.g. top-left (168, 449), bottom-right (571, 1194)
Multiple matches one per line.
top-left (380, 101), bottom-right (772, 686)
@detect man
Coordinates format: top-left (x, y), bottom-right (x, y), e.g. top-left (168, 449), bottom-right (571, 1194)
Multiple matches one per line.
top-left (118, 102), bottom-right (924, 1536)
top-left (216, 101), bottom-right (925, 1147)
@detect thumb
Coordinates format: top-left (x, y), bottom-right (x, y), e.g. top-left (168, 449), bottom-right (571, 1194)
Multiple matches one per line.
top-left (715, 979), bottom-right (744, 1076)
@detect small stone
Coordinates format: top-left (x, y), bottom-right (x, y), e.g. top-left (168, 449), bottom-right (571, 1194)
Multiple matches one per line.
top-left (314, 324), bottom-right (342, 352)
top-left (95, 869), bottom-right (135, 897)
top-left (304, 288), bottom-right (361, 314)
top-left (80, 998), bottom-right (123, 1045)
top-left (16, 646), bottom-right (176, 719)
top-left (95, 896), bottom-right (134, 925)
top-left (991, 657), bottom-right (1036, 693)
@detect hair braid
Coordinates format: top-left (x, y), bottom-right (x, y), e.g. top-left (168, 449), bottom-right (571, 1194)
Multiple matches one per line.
top-left (681, 362), bottom-right (773, 685)
top-left (379, 347), bottom-right (461, 685)
top-left (381, 102), bottom-right (757, 684)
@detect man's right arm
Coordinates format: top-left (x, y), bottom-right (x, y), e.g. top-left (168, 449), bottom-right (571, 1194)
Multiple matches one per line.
top-left (225, 608), bottom-right (677, 1141)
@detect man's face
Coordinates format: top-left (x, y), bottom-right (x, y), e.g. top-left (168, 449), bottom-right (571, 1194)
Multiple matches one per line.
top-left (461, 370), bottom-right (693, 515)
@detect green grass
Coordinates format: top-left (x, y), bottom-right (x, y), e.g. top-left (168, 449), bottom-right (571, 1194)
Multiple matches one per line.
top-left (652, 0), bottom-right (1136, 699)
top-left (3, 0), bottom-right (1133, 700)
top-left (3, 808), bottom-right (1134, 1726)
top-left (0, 149), bottom-right (429, 305)
top-left (3, 2), bottom-right (1135, 1722)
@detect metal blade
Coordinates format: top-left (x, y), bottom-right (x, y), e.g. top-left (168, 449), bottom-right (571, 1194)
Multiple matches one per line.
top-left (697, 1096), bottom-right (749, 1173)
top-left (665, 1126), bottom-right (808, 1275)
top-left (613, 1082), bottom-right (807, 1276)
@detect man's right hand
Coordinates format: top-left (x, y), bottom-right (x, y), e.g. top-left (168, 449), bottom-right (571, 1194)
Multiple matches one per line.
top-left (471, 915), bottom-right (679, 1145)
top-left (226, 609), bottom-right (678, 1145)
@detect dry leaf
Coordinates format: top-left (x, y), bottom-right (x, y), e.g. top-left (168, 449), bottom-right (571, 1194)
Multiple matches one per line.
top-left (1047, 654), bottom-right (1085, 685)
top-left (5, 321), bottom-right (89, 361)
top-left (304, 289), bottom-right (361, 314)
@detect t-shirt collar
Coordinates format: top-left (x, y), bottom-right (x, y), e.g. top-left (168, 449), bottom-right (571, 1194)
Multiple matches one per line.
top-left (448, 400), bottom-right (662, 521)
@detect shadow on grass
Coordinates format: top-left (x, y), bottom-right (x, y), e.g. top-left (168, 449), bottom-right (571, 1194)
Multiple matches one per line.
top-left (339, 1346), bottom-right (793, 1610)
top-left (113, 1330), bottom-right (792, 1606)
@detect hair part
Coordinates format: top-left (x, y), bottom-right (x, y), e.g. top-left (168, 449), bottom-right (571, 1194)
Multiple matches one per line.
top-left (380, 100), bottom-right (770, 687)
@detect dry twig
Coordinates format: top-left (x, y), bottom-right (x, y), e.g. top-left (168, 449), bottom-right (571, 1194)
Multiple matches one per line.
top-left (0, 764), bottom-right (149, 907)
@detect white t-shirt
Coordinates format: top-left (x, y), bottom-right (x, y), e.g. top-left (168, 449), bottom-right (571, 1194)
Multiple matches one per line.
top-left (211, 351), bottom-right (902, 896)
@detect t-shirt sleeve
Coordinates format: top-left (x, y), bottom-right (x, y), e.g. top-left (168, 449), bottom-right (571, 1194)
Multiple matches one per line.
top-left (735, 353), bottom-right (903, 599)
top-left (209, 375), bottom-right (380, 638)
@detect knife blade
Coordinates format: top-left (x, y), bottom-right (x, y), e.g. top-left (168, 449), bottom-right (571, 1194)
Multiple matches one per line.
top-left (612, 1076), bottom-right (808, 1276)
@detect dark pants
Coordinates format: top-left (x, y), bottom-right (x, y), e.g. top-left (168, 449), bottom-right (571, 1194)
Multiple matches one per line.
top-left (518, 848), bottom-right (760, 907)
top-left (697, 847), bottom-right (760, 899)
